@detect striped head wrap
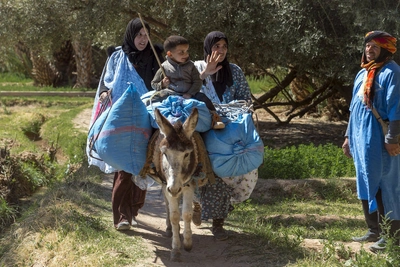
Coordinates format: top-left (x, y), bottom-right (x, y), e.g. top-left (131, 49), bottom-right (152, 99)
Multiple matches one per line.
top-left (361, 31), bottom-right (397, 108)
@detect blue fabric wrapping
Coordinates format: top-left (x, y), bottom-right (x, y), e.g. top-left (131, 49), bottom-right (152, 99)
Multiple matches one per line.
top-left (202, 113), bottom-right (264, 177)
top-left (88, 83), bottom-right (152, 175)
top-left (104, 48), bottom-right (148, 102)
top-left (87, 48), bottom-right (149, 173)
top-left (145, 94), bottom-right (212, 132)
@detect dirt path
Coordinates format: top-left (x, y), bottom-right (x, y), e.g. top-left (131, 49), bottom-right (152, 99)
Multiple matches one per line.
top-left (100, 174), bottom-right (258, 267)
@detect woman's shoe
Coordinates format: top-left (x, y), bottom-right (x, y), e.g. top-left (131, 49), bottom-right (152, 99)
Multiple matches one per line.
top-left (116, 221), bottom-right (130, 231)
top-left (212, 219), bottom-right (228, 241)
top-left (192, 202), bottom-right (202, 226)
top-left (131, 216), bottom-right (138, 227)
top-left (211, 111), bottom-right (225, 130)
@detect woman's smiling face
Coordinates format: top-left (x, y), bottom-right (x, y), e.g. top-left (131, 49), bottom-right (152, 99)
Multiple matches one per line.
top-left (211, 39), bottom-right (228, 62)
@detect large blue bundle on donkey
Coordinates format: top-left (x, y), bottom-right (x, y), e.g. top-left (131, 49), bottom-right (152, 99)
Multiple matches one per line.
top-left (202, 110), bottom-right (264, 178)
top-left (87, 83), bottom-right (153, 176)
top-left (143, 93), bottom-right (213, 132)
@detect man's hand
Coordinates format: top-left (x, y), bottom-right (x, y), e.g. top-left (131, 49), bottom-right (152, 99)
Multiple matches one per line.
top-left (385, 143), bottom-right (400, 156)
top-left (342, 138), bottom-right (352, 158)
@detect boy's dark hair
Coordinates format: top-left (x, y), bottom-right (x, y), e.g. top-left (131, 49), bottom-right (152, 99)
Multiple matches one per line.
top-left (164, 35), bottom-right (189, 52)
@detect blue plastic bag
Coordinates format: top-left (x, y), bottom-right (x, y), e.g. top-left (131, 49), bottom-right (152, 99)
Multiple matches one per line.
top-left (88, 83), bottom-right (152, 175)
top-left (202, 113), bottom-right (264, 177)
top-left (146, 95), bottom-right (212, 132)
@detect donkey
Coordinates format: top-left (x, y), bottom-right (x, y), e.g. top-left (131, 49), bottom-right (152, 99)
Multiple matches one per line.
top-left (145, 108), bottom-right (212, 261)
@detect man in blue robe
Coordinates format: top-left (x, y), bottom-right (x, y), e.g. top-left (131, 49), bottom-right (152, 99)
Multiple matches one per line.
top-left (342, 31), bottom-right (400, 252)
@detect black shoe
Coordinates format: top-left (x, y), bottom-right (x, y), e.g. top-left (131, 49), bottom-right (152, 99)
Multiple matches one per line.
top-left (369, 238), bottom-right (386, 253)
top-left (212, 226), bottom-right (228, 241)
top-left (212, 218), bottom-right (228, 241)
top-left (192, 202), bottom-right (202, 226)
top-left (352, 233), bottom-right (380, 242)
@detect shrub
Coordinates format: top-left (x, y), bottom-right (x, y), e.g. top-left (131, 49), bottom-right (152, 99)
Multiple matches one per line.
top-left (20, 113), bottom-right (46, 141)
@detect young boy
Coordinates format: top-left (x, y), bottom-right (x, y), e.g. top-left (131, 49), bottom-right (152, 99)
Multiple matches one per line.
top-left (151, 35), bottom-right (224, 129)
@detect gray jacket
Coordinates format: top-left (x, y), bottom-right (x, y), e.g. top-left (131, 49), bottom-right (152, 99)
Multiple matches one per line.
top-left (151, 56), bottom-right (202, 96)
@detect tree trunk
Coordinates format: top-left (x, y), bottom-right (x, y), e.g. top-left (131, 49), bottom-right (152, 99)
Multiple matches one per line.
top-left (72, 39), bottom-right (92, 89)
top-left (30, 52), bottom-right (58, 87)
top-left (53, 40), bottom-right (75, 87)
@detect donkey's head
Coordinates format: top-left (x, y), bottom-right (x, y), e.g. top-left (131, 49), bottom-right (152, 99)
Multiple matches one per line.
top-left (154, 108), bottom-right (199, 197)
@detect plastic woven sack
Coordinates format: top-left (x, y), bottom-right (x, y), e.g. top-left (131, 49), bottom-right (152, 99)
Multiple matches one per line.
top-left (146, 94), bottom-right (212, 132)
top-left (88, 83), bottom-right (152, 175)
top-left (202, 113), bottom-right (264, 177)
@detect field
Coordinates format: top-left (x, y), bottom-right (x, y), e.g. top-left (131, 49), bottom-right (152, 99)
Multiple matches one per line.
top-left (0, 79), bottom-right (398, 266)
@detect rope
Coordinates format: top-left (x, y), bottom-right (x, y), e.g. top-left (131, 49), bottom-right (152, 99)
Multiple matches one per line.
top-left (88, 90), bottom-right (113, 161)
top-left (214, 100), bottom-right (254, 121)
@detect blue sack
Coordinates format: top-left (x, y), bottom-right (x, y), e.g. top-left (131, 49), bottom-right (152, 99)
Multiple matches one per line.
top-left (146, 95), bottom-right (212, 132)
top-left (202, 113), bottom-right (264, 177)
top-left (88, 83), bottom-right (152, 175)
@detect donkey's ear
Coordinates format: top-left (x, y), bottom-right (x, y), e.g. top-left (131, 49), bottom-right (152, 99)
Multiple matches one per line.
top-left (182, 108), bottom-right (198, 138)
top-left (154, 108), bottom-right (174, 136)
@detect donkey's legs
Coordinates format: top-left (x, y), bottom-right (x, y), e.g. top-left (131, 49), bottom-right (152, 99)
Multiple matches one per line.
top-left (181, 186), bottom-right (194, 251)
top-left (162, 186), bottom-right (173, 238)
top-left (164, 187), bottom-right (182, 261)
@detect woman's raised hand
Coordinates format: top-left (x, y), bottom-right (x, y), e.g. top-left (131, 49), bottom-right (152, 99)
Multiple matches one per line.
top-left (200, 51), bottom-right (223, 79)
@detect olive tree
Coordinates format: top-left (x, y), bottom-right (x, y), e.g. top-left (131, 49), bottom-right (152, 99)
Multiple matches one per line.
top-left (1, 0), bottom-right (400, 120)
top-left (0, 0), bottom-right (129, 87)
top-left (153, 0), bottom-right (400, 122)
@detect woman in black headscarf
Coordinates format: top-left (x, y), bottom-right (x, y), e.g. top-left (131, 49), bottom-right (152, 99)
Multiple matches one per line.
top-left (195, 31), bottom-right (251, 104)
top-left (98, 18), bottom-right (163, 102)
top-left (193, 31), bottom-right (252, 240)
top-left (92, 18), bottom-right (163, 231)
top-left (121, 18), bottom-right (163, 91)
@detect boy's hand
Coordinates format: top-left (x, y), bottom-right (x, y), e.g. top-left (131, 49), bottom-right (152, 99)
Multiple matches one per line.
top-left (182, 93), bottom-right (192, 99)
top-left (162, 77), bottom-right (170, 88)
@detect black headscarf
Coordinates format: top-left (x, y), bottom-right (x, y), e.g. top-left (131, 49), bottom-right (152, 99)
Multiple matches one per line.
top-left (122, 18), bottom-right (152, 65)
top-left (203, 31), bottom-right (233, 101)
top-left (121, 18), bottom-right (162, 91)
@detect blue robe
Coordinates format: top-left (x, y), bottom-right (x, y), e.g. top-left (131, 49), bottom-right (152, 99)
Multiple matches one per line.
top-left (348, 60), bottom-right (400, 220)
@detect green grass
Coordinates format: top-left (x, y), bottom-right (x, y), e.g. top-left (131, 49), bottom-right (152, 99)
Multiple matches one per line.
top-left (0, 169), bottom-right (150, 266)
top-left (260, 143), bottom-right (356, 179)
top-left (0, 73), bottom-right (32, 83)
top-left (0, 84), bottom-right (95, 92)
top-left (0, 73), bottom-right (95, 91)
top-left (248, 75), bottom-right (276, 94)
top-left (0, 96), bottom-right (92, 156)
top-left (229, 182), bottom-right (400, 266)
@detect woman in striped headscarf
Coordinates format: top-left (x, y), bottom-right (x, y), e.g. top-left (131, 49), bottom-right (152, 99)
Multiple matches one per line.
top-left (342, 31), bottom-right (400, 252)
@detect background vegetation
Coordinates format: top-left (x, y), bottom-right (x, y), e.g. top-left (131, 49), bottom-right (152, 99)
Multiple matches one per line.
top-left (1, 0), bottom-right (400, 122)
